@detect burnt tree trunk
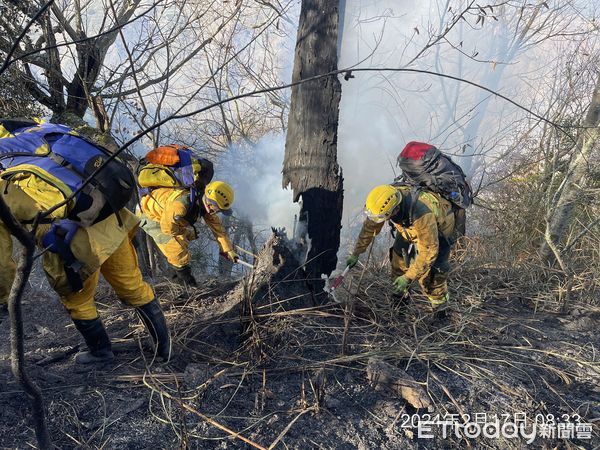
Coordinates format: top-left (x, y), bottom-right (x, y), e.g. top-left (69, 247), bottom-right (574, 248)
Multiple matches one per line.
top-left (283, 0), bottom-right (343, 285)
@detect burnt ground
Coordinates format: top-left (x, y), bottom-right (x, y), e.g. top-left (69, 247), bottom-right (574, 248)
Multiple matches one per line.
top-left (0, 236), bottom-right (598, 449)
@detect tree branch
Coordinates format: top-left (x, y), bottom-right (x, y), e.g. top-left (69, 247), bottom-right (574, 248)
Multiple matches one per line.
top-left (39, 65), bottom-right (580, 221)
top-left (2, 0), bottom-right (163, 75)
top-left (0, 198), bottom-right (52, 449)
top-left (0, 0), bottom-right (55, 77)
top-left (101, 3), bottom-right (242, 99)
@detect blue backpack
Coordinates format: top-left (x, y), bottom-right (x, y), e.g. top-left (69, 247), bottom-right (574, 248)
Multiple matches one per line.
top-left (0, 119), bottom-right (136, 291)
top-left (0, 119), bottom-right (135, 225)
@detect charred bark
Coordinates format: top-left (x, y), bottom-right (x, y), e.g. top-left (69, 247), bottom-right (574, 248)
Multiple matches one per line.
top-left (283, 0), bottom-right (343, 284)
top-left (366, 358), bottom-right (432, 410)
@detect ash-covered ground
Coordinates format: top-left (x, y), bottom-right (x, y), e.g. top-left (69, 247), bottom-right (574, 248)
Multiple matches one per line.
top-left (0, 234), bottom-right (598, 449)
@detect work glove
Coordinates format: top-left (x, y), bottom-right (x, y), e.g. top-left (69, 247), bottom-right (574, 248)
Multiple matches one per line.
top-left (392, 275), bottom-right (410, 295)
top-left (226, 250), bottom-right (239, 263)
top-left (346, 254), bottom-right (359, 269)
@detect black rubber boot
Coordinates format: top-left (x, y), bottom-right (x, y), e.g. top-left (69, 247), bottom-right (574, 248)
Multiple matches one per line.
top-left (72, 318), bottom-right (115, 364)
top-left (136, 299), bottom-right (172, 362)
top-left (172, 265), bottom-right (197, 287)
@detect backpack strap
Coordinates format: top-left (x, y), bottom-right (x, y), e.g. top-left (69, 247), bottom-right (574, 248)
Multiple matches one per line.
top-left (175, 191), bottom-right (201, 226)
top-left (388, 186), bottom-right (423, 227)
top-left (177, 150), bottom-right (197, 205)
top-left (408, 186), bottom-right (421, 227)
top-left (48, 151), bottom-right (125, 226)
top-left (41, 220), bottom-right (84, 292)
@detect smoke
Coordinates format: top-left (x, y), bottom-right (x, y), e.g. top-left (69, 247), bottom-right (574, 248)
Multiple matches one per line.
top-left (208, 1), bottom-right (591, 258)
top-left (338, 1), bottom-right (428, 226)
top-left (217, 133), bottom-right (299, 238)
top-left (336, 0), bottom-right (554, 223)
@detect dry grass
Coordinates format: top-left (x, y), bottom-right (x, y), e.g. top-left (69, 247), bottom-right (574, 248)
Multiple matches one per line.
top-left (124, 235), bottom-right (598, 448)
top-left (28, 228), bottom-right (592, 448)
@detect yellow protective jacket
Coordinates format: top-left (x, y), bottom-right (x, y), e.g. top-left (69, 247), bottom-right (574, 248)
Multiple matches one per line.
top-left (353, 186), bottom-right (456, 282)
top-left (0, 178), bottom-right (140, 302)
top-left (139, 188), bottom-right (233, 267)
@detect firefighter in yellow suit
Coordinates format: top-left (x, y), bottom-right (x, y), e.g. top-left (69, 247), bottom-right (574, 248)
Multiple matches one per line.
top-left (139, 180), bottom-right (238, 286)
top-left (0, 173), bottom-right (171, 364)
top-left (347, 184), bottom-right (457, 310)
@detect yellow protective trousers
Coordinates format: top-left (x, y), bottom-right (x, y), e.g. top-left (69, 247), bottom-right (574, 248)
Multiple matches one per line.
top-left (61, 234), bottom-right (155, 320)
top-left (0, 178), bottom-right (154, 319)
top-left (139, 214), bottom-right (191, 268)
top-left (390, 235), bottom-right (452, 307)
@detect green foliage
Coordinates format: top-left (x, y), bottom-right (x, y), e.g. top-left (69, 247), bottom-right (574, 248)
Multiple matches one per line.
top-left (0, 68), bottom-right (44, 119)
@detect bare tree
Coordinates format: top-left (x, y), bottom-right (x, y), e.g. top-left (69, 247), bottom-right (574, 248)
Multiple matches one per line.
top-left (0, 1), bottom-right (147, 144)
top-left (452, 0), bottom-right (583, 176)
top-left (541, 72), bottom-right (600, 262)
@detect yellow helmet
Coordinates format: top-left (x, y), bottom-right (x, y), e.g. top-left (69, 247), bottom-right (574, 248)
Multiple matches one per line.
top-left (204, 181), bottom-right (235, 213)
top-left (364, 185), bottom-right (401, 223)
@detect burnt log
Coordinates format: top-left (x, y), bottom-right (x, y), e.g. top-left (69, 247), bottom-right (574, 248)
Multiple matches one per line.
top-left (236, 230), bottom-right (311, 314)
top-left (168, 231), bottom-right (312, 362)
top-left (167, 231), bottom-right (310, 325)
top-left (283, 0), bottom-right (343, 285)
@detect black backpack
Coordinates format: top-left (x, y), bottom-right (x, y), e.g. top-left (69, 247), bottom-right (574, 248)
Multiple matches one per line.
top-left (396, 141), bottom-right (472, 209)
top-left (395, 142), bottom-right (472, 238)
